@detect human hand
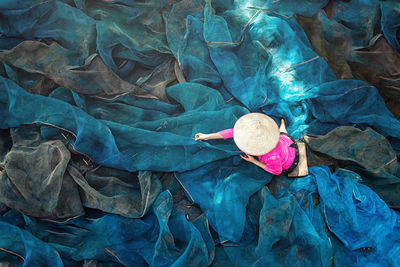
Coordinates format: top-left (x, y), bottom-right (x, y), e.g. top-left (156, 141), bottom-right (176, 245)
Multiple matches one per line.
top-left (195, 133), bottom-right (210, 141)
top-left (240, 154), bottom-right (256, 163)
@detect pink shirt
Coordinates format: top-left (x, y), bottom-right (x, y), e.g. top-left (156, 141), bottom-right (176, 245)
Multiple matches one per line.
top-left (218, 129), bottom-right (296, 175)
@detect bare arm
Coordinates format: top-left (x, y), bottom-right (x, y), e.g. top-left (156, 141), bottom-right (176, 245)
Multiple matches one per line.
top-left (195, 132), bottom-right (224, 140)
top-left (240, 154), bottom-right (266, 169)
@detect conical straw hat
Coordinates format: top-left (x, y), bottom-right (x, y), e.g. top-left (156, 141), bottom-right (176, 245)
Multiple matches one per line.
top-left (233, 113), bottom-right (280, 156)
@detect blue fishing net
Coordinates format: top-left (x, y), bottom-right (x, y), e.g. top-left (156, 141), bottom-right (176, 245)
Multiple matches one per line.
top-left (0, 0), bottom-right (400, 266)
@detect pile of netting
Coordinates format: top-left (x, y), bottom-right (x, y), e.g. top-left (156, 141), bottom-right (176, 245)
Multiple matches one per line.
top-left (0, 0), bottom-right (400, 266)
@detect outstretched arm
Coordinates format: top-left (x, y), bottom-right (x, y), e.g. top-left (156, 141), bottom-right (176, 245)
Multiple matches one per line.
top-left (195, 132), bottom-right (225, 141)
top-left (195, 128), bottom-right (233, 141)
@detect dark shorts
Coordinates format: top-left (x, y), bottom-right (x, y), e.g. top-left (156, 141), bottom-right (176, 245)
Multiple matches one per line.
top-left (280, 132), bottom-right (299, 174)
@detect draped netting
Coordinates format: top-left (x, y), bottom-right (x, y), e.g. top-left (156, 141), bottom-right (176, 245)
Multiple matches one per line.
top-left (0, 0), bottom-right (400, 266)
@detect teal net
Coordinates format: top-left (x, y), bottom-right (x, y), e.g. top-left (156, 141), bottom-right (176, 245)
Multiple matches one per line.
top-left (0, 0), bottom-right (400, 266)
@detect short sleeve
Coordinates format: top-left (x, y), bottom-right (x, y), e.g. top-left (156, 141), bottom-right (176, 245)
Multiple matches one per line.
top-left (263, 155), bottom-right (283, 175)
top-left (218, 128), bottom-right (234, 139)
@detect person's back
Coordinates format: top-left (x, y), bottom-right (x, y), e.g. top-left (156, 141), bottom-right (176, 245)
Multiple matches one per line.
top-left (258, 134), bottom-right (296, 175)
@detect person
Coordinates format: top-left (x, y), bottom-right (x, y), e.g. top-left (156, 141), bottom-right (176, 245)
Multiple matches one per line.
top-left (195, 113), bottom-right (299, 176)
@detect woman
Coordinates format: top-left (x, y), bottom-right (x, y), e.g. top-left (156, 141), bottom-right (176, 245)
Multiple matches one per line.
top-left (194, 113), bottom-right (298, 176)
